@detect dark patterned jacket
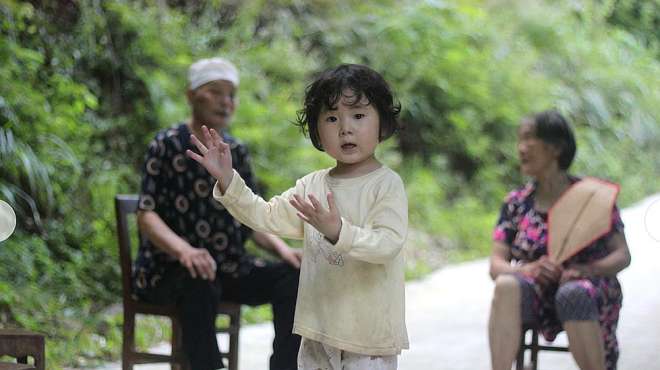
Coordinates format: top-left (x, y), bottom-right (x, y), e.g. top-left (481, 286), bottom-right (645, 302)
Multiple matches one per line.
top-left (133, 123), bottom-right (259, 293)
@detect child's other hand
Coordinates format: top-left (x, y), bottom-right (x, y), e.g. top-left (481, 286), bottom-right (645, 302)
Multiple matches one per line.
top-left (186, 125), bottom-right (234, 192)
top-left (290, 192), bottom-right (342, 244)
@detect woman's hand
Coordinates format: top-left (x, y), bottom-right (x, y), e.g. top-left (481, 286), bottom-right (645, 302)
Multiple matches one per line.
top-left (289, 192), bottom-right (342, 244)
top-left (186, 125), bottom-right (234, 192)
top-left (560, 263), bottom-right (593, 284)
top-left (178, 245), bottom-right (217, 281)
top-left (520, 255), bottom-right (562, 287)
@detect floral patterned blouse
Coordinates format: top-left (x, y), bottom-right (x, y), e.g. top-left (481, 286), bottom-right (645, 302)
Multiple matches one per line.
top-left (493, 178), bottom-right (625, 370)
top-left (133, 123), bottom-right (260, 294)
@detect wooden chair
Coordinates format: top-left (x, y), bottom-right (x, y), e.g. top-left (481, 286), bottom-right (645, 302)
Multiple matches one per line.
top-left (115, 194), bottom-right (241, 370)
top-left (0, 329), bottom-right (44, 370)
top-left (516, 324), bottom-right (570, 370)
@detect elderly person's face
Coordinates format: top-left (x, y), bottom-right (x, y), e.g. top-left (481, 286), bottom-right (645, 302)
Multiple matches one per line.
top-left (517, 120), bottom-right (561, 178)
top-left (187, 79), bottom-right (237, 129)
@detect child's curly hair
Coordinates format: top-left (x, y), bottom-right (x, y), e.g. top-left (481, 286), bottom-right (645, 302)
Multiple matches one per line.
top-left (295, 64), bottom-right (401, 151)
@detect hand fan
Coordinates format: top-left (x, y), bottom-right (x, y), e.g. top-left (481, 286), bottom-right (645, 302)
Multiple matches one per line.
top-left (548, 177), bottom-right (619, 263)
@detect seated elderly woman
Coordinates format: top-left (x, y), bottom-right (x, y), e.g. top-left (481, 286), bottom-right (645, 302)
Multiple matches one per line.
top-left (488, 110), bottom-right (631, 370)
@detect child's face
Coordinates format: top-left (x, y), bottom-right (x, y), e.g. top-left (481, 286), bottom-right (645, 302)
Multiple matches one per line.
top-left (317, 89), bottom-right (381, 174)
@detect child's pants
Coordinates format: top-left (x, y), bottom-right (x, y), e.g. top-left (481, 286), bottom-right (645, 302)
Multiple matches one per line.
top-left (297, 338), bottom-right (398, 370)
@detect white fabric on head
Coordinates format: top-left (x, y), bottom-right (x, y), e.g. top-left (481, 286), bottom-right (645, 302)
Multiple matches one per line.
top-left (188, 57), bottom-right (239, 90)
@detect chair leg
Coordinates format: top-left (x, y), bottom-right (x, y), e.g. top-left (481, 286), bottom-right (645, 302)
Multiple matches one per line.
top-left (171, 317), bottom-right (184, 370)
top-left (516, 348), bottom-right (524, 370)
top-left (123, 309), bottom-right (135, 370)
top-left (516, 328), bottom-right (526, 370)
top-left (228, 309), bottom-right (240, 370)
top-left (530, 330), bottom-right (539, 370)
top-left (34, 336), bottom-right (45, 370)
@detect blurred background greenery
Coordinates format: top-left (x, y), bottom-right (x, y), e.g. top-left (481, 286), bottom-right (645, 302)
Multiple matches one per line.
top-left (0, 0), bottom-right (658, 367)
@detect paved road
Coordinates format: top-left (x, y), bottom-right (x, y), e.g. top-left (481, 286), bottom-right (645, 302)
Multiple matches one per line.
top-left (101, 194), bottom-right (660, 370)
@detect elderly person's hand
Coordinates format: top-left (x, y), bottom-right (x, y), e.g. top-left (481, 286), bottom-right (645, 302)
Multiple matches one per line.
top-left (520, 255), bottom-right (562, 288)
top-left (276, 245), bottom-right (303, 269)
top-left (178, 245), bottom-right (217, 281)
top-left (559, 263), bottom-right (594, 284)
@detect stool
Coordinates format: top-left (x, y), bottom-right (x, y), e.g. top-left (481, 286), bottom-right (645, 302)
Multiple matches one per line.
top-left (516, 325), bottom-right (570, 370)
top-left (0, 329), bottom-right (45, 370)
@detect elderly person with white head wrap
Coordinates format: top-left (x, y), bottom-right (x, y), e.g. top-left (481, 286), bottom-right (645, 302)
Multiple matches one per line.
top-left (133, 57), bottom-right (302, 370)
top-left (186, 57), bottom-right (240, 135)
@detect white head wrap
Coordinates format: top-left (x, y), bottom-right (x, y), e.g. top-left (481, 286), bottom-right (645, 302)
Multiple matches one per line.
top-left (188, 57), bottom-right (239, 90)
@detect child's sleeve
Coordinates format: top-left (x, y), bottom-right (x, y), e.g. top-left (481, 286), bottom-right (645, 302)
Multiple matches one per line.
top-left (333, 175), bottom-right (408, 264)
top-left (212, 169), bottom-right (304, 240)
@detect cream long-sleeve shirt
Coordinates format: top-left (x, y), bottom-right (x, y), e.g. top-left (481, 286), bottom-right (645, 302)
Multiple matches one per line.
top-left (213, 165), bottom-right (409, 355)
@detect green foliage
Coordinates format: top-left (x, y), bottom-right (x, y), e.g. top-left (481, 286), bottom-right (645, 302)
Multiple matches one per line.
top-left (605, 0), bottom-right (660, 50)
top-left (488, 0), bottom-right (660, 205)
top-left (0, 0), bottom-right (658, 367)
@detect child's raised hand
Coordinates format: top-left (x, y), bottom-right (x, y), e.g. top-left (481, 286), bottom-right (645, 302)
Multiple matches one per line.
top-left (290, 192), bottom-right (342, 243)
top-left (186, 125), bottom-right (234, 191)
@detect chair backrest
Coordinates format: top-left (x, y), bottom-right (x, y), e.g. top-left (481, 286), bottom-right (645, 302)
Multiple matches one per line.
top-left (115, 194), bottom-right (139, 303)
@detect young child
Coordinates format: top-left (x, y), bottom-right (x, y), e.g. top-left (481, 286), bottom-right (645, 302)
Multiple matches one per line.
top-left (187, 64), bottom-right (409, 370)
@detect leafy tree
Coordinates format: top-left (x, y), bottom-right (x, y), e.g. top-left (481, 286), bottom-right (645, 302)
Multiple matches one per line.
top-left (0, 0), bottom-right (658, 367)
